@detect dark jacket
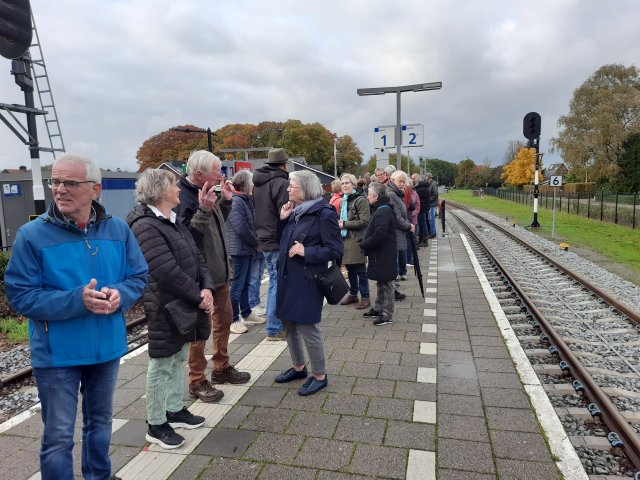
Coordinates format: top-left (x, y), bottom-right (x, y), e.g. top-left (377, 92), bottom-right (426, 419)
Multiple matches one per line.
top-left (426, 178), bottom-right (439, 208)
top-left (415, 179), bottom-right (430, 209)
top-left (386, 183), bottom-right (412, 251)
top-left (253, 165), bottom-right (289, 252)
top-left (276, 200), bottom-right (343, 324)
top-left (127, 205), bottom-right (214, 358)
top-left (175, 176), bottom-right (231, 288)
top-left (340, 192), bottom-right (370, 265)
top-left (226, 193), bottom-right (258, 256)
top-left (360, 200), bottom-right (397, 281)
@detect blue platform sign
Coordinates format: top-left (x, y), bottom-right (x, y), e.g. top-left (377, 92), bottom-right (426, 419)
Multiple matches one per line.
top-left (3, 183), bottom-right (22, 197)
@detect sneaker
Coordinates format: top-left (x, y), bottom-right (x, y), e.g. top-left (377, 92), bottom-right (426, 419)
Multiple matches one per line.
top-left (355, 298), bottom-right (371, 310)
top-left (211, 365), bottom-right (251, 384)
top-left (146, 422), bottom-right (185, 449)
top-left (267, 330), bottom-right (287, 341)
top-left (363, 308), bottom-right (381, 318)
top-left (275, 366), bottom-right (308, 383)
top-left (188, 379), bottom-right (224, 403)
top-left (406, 263), bottom-right (414, 267)
top-left (339, 294), bottom-right (359, 305)
top-left (243, 312), bottom-right (265, 325)
top-left (166, 406), bottom-right (205, 429)
top-left (298, 375), bottom-right (328, 396)
top-left (253, 305), bottom-right (267, 316)
top-left (373, 315), bottom-right (393, 326)
top-left (230, 321), bottom-right (248, 334)
top-left (395, 291), bottom-right (406, 301)
top-left (400, 275), bottom-right (407, 281)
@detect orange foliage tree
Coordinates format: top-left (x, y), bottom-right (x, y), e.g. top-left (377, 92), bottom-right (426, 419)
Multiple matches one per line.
top-left (500, 147), bottom-right (543, 186)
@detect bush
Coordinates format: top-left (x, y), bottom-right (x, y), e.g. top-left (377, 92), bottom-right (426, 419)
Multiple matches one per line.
top-left (0, 251), bottom-right (16, 318)
top-left (0, 317), bottom-right (28, 342)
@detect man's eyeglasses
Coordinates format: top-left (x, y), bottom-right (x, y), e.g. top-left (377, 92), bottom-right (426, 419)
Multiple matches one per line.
top-left (48, 179), bottom-right (95, 190)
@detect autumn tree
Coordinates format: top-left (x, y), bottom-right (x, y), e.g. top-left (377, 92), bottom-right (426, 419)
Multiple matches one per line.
top-left (136, 124), bottom-right (202, 171)
top-left (335, 135), bottom-right (363, 177)
top-left (500, 147), bottom-right (542, 186)
top-left (551, 64), bottom-right (640, 184)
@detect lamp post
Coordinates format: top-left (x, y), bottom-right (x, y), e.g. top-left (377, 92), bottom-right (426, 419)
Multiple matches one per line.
top-left (170, 127), bottom-right (215, 153)
top-left (357, 82), bottom-right (442, 170)
top-left (333, 137), bottom-right (338, 178)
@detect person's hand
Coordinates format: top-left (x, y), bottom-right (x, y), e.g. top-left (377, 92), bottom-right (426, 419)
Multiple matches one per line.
top-left (83, 278), bottom-right (112, 314)
top-left (199, 289), bottom-right (214, 314)
top-left (288, 240), bottom-right (305, 258)
top-left (220, 176), bottom-right (233, 201)
top-left (100, 287), bottom-right (121, 312)
top-left (409, 224), bottom-right (416, 233)
top-left (280, 201), bottom-right (294, 220)
top-left (338, 220), bottom-right (344, 228)
top-left (198, 181), bottom-right (217, 211)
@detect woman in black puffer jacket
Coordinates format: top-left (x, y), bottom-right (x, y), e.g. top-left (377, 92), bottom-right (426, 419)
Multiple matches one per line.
top-left (127, 169), bottom-right (215, 451)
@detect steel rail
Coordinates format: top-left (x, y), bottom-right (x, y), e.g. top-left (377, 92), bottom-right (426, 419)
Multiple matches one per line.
top-left (0, 315), bottom-right (148, 389)
top-left (451, 209), bottom-right (640, 471)
top-left (447, 201), bottom-right (640, 323)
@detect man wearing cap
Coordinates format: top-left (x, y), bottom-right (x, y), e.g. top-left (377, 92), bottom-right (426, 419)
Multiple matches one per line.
top-left (425, 172), bottom-right (439, 238)
top-left (253, 148), bottom-right (290, 340)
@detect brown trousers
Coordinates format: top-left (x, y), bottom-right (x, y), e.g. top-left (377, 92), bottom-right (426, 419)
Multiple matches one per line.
top-left (188, 283), bottom-right (232, 384)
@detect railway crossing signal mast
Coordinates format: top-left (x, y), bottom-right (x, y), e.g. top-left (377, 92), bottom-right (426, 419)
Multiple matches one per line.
top-left (523, 112), bottom-right (542, 227)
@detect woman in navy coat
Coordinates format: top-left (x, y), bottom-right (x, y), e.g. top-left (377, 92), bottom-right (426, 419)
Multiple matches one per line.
top-left (275, 170), bottom-right (343, 396)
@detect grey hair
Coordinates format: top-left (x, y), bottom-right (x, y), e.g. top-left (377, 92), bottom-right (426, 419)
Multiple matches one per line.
top-left (384, 165), bottom-right (396, 175)
top-left (289, 170), bottom-right (324, 201)
top-left (135, 168), bottom-right (175, 206)
top-left (368, 181), bottom-right (388, 201)
top-left (186, 150), bottom-right (222, 178)
top-left (340, 173), bottom-right (357, 186)
top-left (390, 170), bottom-right (407, 182)
top-left (53, 153), bottom-right (102, 184)
top-left (405, 178), bottom-right (414, 188)
top-left (232, 169), bottom-right (253, 194)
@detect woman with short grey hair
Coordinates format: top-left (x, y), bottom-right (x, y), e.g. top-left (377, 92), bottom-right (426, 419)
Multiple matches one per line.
top-left (273, 170), bottom-right (343, 396)
top-left (134, 169), bottom-right (175, 206)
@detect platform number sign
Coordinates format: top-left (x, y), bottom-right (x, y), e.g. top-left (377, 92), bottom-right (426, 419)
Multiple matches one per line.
top-left (550, 175), bottom-right (563, 187)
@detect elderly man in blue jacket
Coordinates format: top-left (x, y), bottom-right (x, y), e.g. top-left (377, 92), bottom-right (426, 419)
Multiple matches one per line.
top-left (5, 154), bottom-right (148, 480)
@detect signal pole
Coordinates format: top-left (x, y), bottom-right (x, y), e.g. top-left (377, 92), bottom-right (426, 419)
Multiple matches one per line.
top-left (523, 112), bottom-right (542, 228)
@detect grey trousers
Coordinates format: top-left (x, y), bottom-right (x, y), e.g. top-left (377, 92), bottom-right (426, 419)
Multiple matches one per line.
top-left (283, 320), bottom-right (327, 376)
top-left (374, 280), bottom-right (395, 318)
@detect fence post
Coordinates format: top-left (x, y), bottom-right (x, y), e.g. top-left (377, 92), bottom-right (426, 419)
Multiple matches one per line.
top-left (600, 191), bottom-right (604, 222)
top-left (576, 193), bottom-right (580, 215)
top-left (559, 191), bottom-right (562, 211)
top-left (633, 192), bottom-right (637, 229)
top-left (588, 194), bottom-right (591, 219)
top-left (615, 191), bottom-right (619, 224)
top-left (567, 192), bottom-right (571, 213)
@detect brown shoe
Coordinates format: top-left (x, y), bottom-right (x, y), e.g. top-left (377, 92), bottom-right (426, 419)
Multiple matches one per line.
top-left (355, 298), bottom-right (371, 310)
top-left (188, 379), bottom-right (224, 403)
top-left (266, 330), bottom-right (287, 341)
top-left (210, 365), bottom-right (251, 385)
top-left (340, 294), bottom-right (359, 305)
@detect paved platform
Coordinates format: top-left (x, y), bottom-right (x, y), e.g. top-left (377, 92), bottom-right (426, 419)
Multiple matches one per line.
top-left (0, 234), bottom-right (585, 479)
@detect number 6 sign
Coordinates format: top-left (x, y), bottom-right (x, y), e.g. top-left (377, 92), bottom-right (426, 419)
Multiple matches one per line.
top-left (550, 175), bottom-right (563, 187)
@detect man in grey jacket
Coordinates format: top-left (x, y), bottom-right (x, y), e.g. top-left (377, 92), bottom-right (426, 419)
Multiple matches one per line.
top-left (425, 172), bottom-right (439, 238)
top-left (386, 170), bottom-right (414, 301)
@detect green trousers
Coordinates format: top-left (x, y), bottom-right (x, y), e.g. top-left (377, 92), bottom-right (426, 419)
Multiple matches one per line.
top-left (146, 343), bottom-right (188, 426)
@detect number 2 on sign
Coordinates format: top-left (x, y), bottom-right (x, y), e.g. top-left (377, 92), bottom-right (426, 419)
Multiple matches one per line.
top-left (408, 133), bottom-right (416, 145)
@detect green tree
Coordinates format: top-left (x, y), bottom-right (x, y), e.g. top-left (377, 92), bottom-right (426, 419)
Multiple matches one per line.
top-left (422, 158), bottom-right (458, 186)
top-left (455, 158), bottom-right (476, 188)
top-left (551, 64), bottom-right (640, 184)
top-left (617, 132), bottom-right (640, 192)
top-left (336, 135), bottom-right (363, 177)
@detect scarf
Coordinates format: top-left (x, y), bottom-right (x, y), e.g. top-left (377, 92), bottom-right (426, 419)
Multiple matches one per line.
top-left (340, 194), bottom-right (349, 237)
top-left (293, 198), bottom-right (323, 222)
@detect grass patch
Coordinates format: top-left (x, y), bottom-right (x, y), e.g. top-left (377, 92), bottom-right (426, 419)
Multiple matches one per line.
top-left (0, 317), bottom-right (29, 343)
top-left (442, 189), bottom-right (640, 277)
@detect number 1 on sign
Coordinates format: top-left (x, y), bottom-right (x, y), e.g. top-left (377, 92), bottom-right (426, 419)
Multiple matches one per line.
top-left (381, 135), bottom-right (387, 147)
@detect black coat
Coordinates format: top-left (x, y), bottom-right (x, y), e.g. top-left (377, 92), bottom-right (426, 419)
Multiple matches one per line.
top-left (415, 180), bottom-right (430, 209)
top-left (359, 201), bottom-right (397, 281)
top-left (276, 200), bottom-right (343, 324)
top-left (226, 193), bottom-right (258, 256)
top-left (127, 205), bottom-right (215, 358)
top-left (253, 165), bottom-right (289, 252)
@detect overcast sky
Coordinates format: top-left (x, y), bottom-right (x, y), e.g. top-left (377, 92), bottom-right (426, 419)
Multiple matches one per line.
top-left (1, 0), bottom-right (639, 172)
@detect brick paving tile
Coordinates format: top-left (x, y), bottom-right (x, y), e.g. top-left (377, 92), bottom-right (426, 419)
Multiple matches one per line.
top-left (481, 387), bottom-right (532, 409)
top-left (217, 405), bottom-right (253, 429)
top-left (438, 438), bottom-right (495, 474)
top-left (316, 471), bottom-right (369, 480)
top-left (330, 348), bottom-right (368, 362)
top-left (470, 335), bottom-right (506, 347)
top-left (438, 413), bottom-right (489, 442)
top-left (110, 419), bottom-right (147, 447)
top-left (374, 329), bottom-right (406, 340)
top-left (468, 326), bottom-right (500, 336)
top-left (385, 339), bottom-right (420, 353)
top-left (241, 406), bottom-right (295, 433)
top-left (340, 362), bottom-right (380, 378)
top-left (194, 428), bottom-right (256, 458)
top-left (258, 464), bottom-right (317, 480)
top-left (490, 430), bottom-right (553, 462)
top-left (286, 411), bottom-right (340, 438)
top-left (438, 320), bottom-right (468, 331)
top-left (437, 393), bottom-right (485, 417)
top-left (439, 362), bottom-right (478, 379)
top-left (200, 458), bottom-right (261, 480)
top-left (333, 416), bottom-right (386, 444)
top-left (407, 332), bottom-right (437, 343)
top-left (239, 386), bottom-right (288, 408)
top-left (366, 397), bottom-right (413, 421)
top-left (475, 358), bottom-right (516, 373)
top-left (323, 393), bottom-right (369, 416)
top-left (438, 330), bottom-right (470, 340)
top-left (394, 380), bottom-right (437, 401)
top-left (323, 375), bottom-right (357, 394)
top-left (390, 321), bottom-right (422, 331)
top-left (438, 339), bottom-right (473, 352)
top-left (353, 338), bottom-right (388, 350)
top-left (485, 407), bottom-right (541, 433)
top-left (400, 352), bottom-right (437, 368)
top-left (349, 444), bottom-right (408, 479)
top-left (279, 389), bottom-right (329, 411)
top-left (495, 458), bottom-right (561, 480)
top-left (165, 454), bottom-right (211, 480)
top-left (243, 432), bottom-right (304, 463)
top-left (342, 328), bottom-right (375, 339)
top-left (477, 371), bottom-right (523, 389)
top-left (293, 437), bottom-right (354, 470)
top-left (438, 469), bottom-right (496, 480)
top-left (378, 363), bottom-right (418, 382)
top-left (352, 377), bottom-right (395, 397)
top-left (384, 420), bottom-right (435, 450)
top-left (438, 350), bottom-right (474, 364)
top-left (112, 387), bottom-right (144, 408)
top-left (437, 376), bottom-right (481, 396)
top-left (472, 345), bottom-right (512, 359)
top-left (113, 398), bottom-right (147, 420)
top-left (364, 350), bottom-right (402, 365)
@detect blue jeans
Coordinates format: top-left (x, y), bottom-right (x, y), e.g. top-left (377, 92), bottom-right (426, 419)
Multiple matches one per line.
top-left (249, 253), bottom-right (266, 308)
top-left (428, 206), bottom-right (437, 236)
top-left (417, 211), bottom-right (429, 238)
top-left (263, 250), bottom-right (283, 335)
top-left (230, 255), bottom-right (253, 321)
top-left (398, 249), bottom-right (407, 276)
top-left (346, 263), bottom-right (369, 298)
top-left (34, 358), bottom-right (120, 480)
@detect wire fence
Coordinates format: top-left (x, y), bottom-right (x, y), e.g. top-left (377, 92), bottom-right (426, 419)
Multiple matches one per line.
top-left (487, 188), bottom-right (639, 229)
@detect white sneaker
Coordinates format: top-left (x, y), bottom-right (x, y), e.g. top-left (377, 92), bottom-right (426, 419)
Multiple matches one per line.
top-left (252, 305), bottom-right (266, 316)
top-left (230, 321), bottom-right (248, 334)
top-left (243, 312), bottom-right (265, 325)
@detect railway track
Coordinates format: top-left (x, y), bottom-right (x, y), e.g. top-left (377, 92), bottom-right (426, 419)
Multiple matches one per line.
top-left (0, 316), bottom-right (148, 424)
top-left (447, 203), bottom-right (640, 478)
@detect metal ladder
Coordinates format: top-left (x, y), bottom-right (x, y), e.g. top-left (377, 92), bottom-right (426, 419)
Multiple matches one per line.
top-left (28, 12), bottom-right (65, 157)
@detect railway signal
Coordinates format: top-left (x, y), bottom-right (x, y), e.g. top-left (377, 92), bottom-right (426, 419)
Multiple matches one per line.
top-left (523, 112), bottom-right (542, 227)
top-left (0, 0), bottom-right (32, 59)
